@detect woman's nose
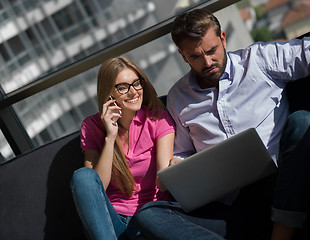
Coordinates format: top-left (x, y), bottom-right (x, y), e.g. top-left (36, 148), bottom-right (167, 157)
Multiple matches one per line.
top-left (127, 85), bottom-right (137, 95)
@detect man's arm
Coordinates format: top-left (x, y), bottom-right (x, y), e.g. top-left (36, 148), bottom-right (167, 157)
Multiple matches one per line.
top-left (167, 91), bottom-right (196, 159)
top-left (262, 37), bottom-right (310, 81)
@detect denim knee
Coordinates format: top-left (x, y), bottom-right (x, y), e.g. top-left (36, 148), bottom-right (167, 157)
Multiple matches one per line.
top-left (280, 110), bottom-right (310, 150)
top-left (137, 201), bottom-right (165, 220)
top-left (70, 167), bottom-right (100, 190)
top-left (284, 110), bottom-right (310, 134)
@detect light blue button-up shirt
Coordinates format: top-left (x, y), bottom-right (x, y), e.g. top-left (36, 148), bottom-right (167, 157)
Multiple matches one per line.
top-left (167, 37), bottom-right (310, 164)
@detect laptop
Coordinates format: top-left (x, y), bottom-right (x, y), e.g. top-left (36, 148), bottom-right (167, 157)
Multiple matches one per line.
top-left (157, 128), bottom-right (277, 212)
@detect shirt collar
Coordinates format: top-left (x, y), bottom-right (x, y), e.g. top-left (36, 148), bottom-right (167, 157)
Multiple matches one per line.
top-left (220, 53), bottom-right (234, 81)
top-left (133, 106), bottom-right (146, 124)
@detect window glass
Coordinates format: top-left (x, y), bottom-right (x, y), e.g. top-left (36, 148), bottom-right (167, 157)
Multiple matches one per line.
top-left (0, 0), bottom-right (211, 94)
top-left (7, 32), bottom-right (188, 150)
top-left (0, 129), bottom-right (15, 163)
top-left (3, 0), bottom-right (295, 162)
top-left (0, 44), bottom-right (10, 62)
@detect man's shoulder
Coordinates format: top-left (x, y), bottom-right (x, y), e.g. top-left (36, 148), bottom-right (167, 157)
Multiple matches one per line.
top-left (167, 72), bottom-right (192, 113)
top-left (226, 41), bottom-right (269, 65)
top-left (168, 71), bottom-right (191, 96)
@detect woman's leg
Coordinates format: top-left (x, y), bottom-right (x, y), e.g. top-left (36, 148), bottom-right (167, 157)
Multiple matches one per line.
top-left (137, 201), bottom-right (227, 240)
top-left (137, 176), bottom-right (274, 240)
top-left (70, 167), bottom-right (126, 240)
top-left (123, 216), bottom-right (142, 240)
top-left (272, 110), bottom-right (310, 239)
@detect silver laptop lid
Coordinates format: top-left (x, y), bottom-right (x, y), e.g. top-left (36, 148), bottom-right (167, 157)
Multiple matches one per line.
top-left (157, 128), bottom-right (277, 212)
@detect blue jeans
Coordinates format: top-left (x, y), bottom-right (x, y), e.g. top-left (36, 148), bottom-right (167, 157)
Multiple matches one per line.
top-left (137, 174), bottom-right (275, 240)
top-left (136, 111), bottom-right (310, 239)
top-left (70, 167), bottom-right (141, 240)
top-left (272, 110), bottom-right (310, 228)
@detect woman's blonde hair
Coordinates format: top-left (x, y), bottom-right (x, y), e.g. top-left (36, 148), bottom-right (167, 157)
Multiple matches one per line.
top-left (97, 56), bottom-right (164, 197)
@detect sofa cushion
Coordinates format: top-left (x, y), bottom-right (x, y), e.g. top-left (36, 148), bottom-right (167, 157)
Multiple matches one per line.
top-left (0, 131), bottom-right (86, 240)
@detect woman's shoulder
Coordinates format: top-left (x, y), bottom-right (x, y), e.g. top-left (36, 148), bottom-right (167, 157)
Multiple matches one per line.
top-left (143, 106), bottom-right (168, 119)
top-left (158, 108), bottom-right (173, 120)
top-left (83, 112), bottom-right (100, 122)
top-left (80, 113), bottom-right (105, 152)
top-left (144, 107), bottom-right (175, 127)
top-left (81, 113), bottom-right (102, 130)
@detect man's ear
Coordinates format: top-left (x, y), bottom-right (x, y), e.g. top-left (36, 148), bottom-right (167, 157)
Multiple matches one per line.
top-left (220, 31), bottom-right (227, 50)
top-left (178, 49), bottom-right (189, 63)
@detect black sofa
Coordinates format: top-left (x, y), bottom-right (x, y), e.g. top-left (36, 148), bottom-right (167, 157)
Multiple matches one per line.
top-left (0, 75), bottom-right (309, 239)
top-left (0, 131), bottom-right (86, 240)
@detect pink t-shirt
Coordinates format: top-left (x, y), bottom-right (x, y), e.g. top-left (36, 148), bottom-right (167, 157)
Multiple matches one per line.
top-left (80, 107), bottom-right (175, 216)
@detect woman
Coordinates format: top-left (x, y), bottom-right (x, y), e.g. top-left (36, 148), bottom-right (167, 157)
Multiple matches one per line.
top-left (70, 56), bottom-right (175, 239)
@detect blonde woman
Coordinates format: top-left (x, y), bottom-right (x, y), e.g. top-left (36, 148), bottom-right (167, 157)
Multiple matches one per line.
top-left (71, 56), bottom-right (175, 239)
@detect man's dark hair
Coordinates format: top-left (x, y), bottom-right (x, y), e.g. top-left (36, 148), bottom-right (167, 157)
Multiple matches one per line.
top-left (171, 9), bottom-right (222, 49)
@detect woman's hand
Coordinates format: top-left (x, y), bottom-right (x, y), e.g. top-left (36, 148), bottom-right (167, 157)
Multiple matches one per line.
top-left (101, 98), bottom-right (122, 139)
top-left (169, 157), bottom-right (182, 166)
top-left (87, 98), bottom-right (121, 189)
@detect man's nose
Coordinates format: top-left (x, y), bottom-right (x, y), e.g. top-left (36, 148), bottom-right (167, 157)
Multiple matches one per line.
top-left (203, 54), bottom-right (212, 67)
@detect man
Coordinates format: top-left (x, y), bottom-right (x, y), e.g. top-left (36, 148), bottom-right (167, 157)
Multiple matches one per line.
top-left (136, 9), bottom-right (310, 240)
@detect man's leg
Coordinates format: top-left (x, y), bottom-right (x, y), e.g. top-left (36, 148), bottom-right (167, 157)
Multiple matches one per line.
top-left (137, 177), bottom-right (274, 240)
top-left (137, 201), bottom-right (227, 240)
top-left (226, 175), bottom-right (274, 239)
top-left (272, 110), bottom-right (310, 240)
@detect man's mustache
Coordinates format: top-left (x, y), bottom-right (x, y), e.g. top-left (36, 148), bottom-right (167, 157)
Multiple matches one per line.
top-left (202, 64), bottom-right (218, 73)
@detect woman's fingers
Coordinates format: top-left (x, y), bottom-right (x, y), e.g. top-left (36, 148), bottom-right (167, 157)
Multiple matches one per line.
top-left (101, 99), bottom-right (122, 127)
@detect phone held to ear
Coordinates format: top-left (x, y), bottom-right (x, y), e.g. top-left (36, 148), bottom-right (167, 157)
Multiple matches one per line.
top-left (109, 96), bottom-right (122, 115)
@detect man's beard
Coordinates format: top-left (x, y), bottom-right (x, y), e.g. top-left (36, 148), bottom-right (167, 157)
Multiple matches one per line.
top-left (197, 50), bottom-right (227, 84)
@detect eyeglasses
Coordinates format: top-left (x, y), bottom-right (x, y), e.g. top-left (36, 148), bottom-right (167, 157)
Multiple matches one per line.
top-left (114, 78), bottom-right (143, 95)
